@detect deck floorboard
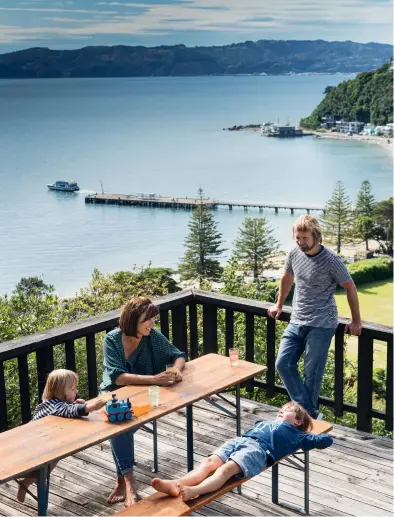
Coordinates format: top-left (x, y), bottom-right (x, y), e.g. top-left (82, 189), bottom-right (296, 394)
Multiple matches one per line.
top-left (1, 397), bottom-right (392, 516)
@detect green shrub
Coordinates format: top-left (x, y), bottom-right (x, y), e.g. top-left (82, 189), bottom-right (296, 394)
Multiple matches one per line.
top-left (346, 257), bottom-right (393, 286)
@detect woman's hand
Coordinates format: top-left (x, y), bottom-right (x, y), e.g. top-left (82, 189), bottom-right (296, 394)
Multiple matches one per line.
top-left (153, 371), bottom-right (176, 386)
top-left (173, 367), bottom-right (183, 382)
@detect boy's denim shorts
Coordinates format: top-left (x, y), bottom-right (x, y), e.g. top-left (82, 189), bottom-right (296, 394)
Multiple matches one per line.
top-left (212, 436), bottom-right (268, 478)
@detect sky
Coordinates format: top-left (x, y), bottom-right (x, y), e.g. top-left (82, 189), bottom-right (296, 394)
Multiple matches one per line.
top-left (0, 0), bottom-right (392, 54)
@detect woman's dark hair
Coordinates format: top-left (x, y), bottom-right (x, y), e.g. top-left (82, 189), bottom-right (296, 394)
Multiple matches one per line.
top-left (119, 296), bottom-right (159, 337)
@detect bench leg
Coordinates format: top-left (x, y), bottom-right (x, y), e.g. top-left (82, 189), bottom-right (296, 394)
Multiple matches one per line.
top-left (152, 420), bottom-right (159, 473)
top-left (37, 465), bottom-right (50, 516)
top-left (271, 452), bottom-right (309, 515)
top-left (186, 405), bottom-right (194, 471)
top-left (236, 384), bottom-right (242, 495)
top-left (271, 463), bottom-right (279, 504)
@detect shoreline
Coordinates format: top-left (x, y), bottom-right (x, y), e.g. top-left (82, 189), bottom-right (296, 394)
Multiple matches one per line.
top-left (310, 131), bottom-right (393, 152)
top-left (225, 125), bottom-right (393, 153)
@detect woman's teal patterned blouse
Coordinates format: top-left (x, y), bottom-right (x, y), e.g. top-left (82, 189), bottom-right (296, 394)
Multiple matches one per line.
top-left (100, 328), bottom-right (186, 392)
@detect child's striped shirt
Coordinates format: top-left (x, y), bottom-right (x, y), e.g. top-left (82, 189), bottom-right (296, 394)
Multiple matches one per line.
top-left (33, 399), bottom-right (87, 421)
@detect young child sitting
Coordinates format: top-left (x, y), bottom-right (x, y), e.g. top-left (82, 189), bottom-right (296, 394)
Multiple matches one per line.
top-left (152, 401), bottom-right (333, 502)
top-left (17, 369), bottom-right (106, 503)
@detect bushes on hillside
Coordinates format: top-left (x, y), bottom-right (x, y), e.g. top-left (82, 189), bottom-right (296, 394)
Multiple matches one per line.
top-left (346, 257), bottom-right (393, 286)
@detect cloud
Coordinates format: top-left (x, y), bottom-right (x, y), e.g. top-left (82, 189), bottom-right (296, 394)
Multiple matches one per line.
top-left (0, 0), bottom-right (392, 48)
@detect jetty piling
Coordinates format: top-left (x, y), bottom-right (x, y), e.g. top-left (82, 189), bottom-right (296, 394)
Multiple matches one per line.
top-left (85, 193), bottom-right (324, 214)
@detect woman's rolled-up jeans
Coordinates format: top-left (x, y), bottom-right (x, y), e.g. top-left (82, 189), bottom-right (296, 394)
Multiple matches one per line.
top-left (110, 429), bottom-right (136, 476)
top-left (101, 390), bottom-right (136, 476)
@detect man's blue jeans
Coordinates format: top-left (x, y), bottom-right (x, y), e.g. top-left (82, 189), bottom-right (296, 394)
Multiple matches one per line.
top-left (275, 323), bottom-right (336, 418)
top-left (110, 429), bottom-right (136, 476)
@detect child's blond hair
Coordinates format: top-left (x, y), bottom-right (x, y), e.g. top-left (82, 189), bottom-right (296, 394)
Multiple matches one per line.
top-left (42, 369), bottom-right (78, 401)
top-left (282, 401), bottom-right (312, 432)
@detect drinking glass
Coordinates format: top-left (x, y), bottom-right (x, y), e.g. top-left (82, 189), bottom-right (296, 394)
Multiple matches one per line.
top-left (148, 385), bottom-right (160, 408)
top-left (229, 348), bottom-right (239, 367)
top-left (166, 364), bottom-right (177, 375)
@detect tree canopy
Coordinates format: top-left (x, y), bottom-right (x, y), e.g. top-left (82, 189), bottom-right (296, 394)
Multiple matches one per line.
top-left (301, 61), bottom-right (393, 129)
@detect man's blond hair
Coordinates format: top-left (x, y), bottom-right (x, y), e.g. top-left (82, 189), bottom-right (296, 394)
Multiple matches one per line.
top-left (42, 369), bottom-right (78, 401)
top-left (292, 215), bottom-right (322, 244)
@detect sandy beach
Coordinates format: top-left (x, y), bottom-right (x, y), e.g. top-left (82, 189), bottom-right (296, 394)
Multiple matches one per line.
top-left (311, 131), bottom-right (393, 152)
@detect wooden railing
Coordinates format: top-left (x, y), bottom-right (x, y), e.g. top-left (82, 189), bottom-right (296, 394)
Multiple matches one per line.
top-left (0, 290), bottom-right (392, 434)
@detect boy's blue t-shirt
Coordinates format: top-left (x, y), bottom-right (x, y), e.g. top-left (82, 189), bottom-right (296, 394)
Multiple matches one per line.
top-left (243, 420), bottom-right (333, 464)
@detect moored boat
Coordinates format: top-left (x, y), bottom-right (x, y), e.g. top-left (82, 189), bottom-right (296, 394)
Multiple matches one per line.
top-left (47, 180), bottom-right (80, 192)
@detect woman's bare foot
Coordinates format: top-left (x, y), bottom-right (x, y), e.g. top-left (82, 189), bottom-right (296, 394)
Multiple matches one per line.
top-left (179, 483), bottom-right (199, 502)
top-left (152, 478), bottom-right (181, 497)
top-left (107, 476), bottom-right (126, 504)
top-left (124, 472), bottom-right (138, 508)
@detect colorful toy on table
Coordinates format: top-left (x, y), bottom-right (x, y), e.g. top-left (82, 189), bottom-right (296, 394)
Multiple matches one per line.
top-left (104, 393), bottom-right (133, 422)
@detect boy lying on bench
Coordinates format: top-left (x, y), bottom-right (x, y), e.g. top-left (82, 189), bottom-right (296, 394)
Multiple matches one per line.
top-left (152, 402), bottom-right (333, 502)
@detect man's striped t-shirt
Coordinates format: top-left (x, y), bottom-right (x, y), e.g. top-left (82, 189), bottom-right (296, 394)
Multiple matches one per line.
top-left (284, 245), bottom-right (352, 328)
top-left (32, 399), bottom-right (87, 421)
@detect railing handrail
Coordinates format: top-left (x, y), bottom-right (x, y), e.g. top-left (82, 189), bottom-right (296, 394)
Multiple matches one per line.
top-left (192, 289), bottom-right (393, 338)
top-left (0, 289), bottom-right (194, 361)
top-left (1, 288), bottom-right (392, 361)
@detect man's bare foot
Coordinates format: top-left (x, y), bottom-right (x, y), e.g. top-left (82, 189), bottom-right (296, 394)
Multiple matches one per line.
top-left (179, 483), bottom-right (199, 502)
top-left (107, 476), bottom-right (126, 504)
top-left (152, 478), bottom-right (181, 497)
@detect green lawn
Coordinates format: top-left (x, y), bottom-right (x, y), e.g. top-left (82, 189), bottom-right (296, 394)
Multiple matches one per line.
top-left (335, 279), bottom-right (393, 327)
top-left (335, 280), bottom-right (393, 368)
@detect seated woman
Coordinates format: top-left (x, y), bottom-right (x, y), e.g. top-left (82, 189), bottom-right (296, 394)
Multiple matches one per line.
top-left (100, 296), bottom-right (186, 507)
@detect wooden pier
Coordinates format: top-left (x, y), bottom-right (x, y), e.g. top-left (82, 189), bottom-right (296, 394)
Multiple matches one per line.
top-left (85, 193), bottom-right (324, 214)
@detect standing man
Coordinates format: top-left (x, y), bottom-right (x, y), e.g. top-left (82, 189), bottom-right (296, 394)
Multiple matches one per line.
top-left (268, 215), bottom-right (362, 419)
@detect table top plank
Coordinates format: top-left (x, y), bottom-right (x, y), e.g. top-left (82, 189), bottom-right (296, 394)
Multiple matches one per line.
top-left (0, 354), bottom-right (265, 482)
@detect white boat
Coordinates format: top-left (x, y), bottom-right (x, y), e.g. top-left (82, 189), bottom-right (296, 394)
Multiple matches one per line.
top-left (47, 180), bottom-right (80, 192)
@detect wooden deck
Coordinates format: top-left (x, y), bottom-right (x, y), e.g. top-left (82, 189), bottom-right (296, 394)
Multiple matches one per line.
top-left (0, 397), bottom-right (392, 516)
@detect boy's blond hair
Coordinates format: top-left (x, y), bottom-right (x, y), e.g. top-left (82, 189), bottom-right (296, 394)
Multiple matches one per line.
top-left (283, 401), bottom-right (312, 432)
top-left (42, 369), bottom-right (78, 401)
top-left (292, 215), bottom-right (322, 244)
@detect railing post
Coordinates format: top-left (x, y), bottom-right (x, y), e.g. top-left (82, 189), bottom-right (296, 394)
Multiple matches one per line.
top-left (18, 354), bottom-right (32, 424)
top-left (245, 313), bottom-right (254, 393)
top-left (0, 362), bottom-right (7, 432)
top-left (86, 333), bottom-right (98, 398)
top-left (65, 339), bottom-right (76, 372)
top-left (334, 327), bottom-right (345, 417)
top-left (160, 309), bottom-right (170, 339)
top-left (189, 303), bottom-right (198, 360)
top-left (357, 331), bottom-right (374, 432)
top-left (225, 309), bottom-right (234, 357)
top-left (266, 316), bottom-right (276, 398)
top-left (171, 305), bottom-right (188, 357)
top-left (203, 304), bottom-right (218, 354)
top-left (386, 335), bottom-right (393, 432)
top-left (36, 347), bottom-right (54, 401)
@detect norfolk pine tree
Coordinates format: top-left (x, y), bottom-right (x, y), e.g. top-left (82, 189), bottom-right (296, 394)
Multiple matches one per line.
top-left (179, 189), bottom-right (225, 283)
top-left (321, 181), bottom-right (353, 253)
top-left (354, 180), bottom-right (376, 250)
top-left (233, 217), bottom-right (279, 280)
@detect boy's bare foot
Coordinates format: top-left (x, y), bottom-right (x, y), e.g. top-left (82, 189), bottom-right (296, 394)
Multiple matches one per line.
top-left (107, 476), bottom-right (126, 504)
top-left (179, 483), bottom-right (199, 502)
top-left (152, 478), bottom-right (181, 497)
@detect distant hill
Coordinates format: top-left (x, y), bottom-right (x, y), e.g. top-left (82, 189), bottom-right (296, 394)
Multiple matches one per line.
top-left (0, 40), bottom-right (392, 79)
top-left (300, 61), bottom-right (393, 128)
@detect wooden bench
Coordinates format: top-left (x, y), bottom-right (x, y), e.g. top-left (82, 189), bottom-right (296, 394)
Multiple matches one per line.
top-left (114, 419), bottom-right (333, 517)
